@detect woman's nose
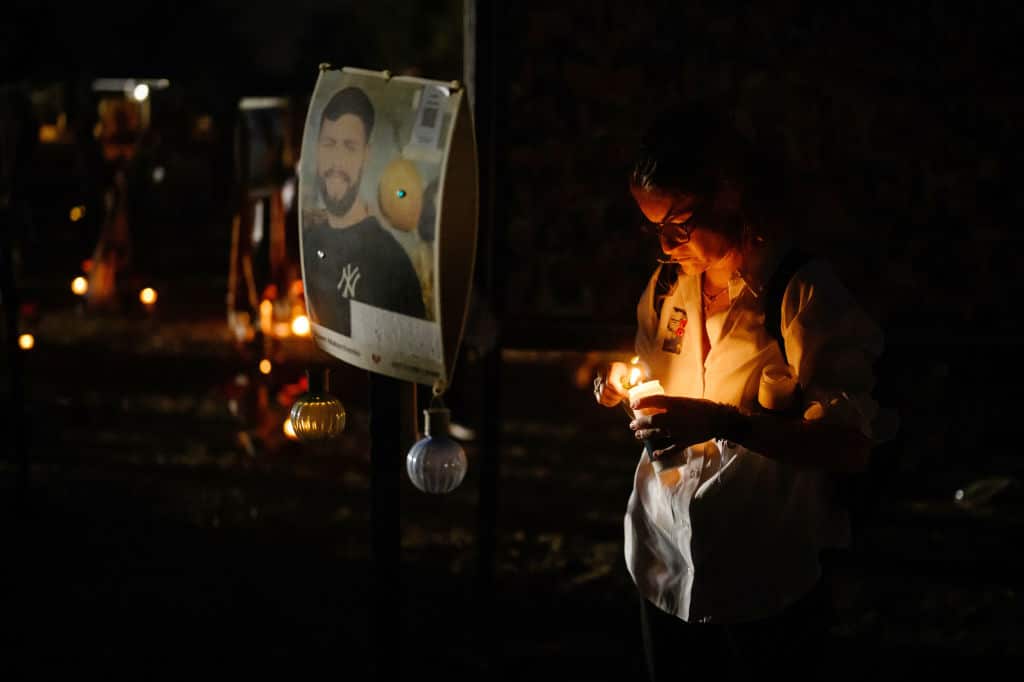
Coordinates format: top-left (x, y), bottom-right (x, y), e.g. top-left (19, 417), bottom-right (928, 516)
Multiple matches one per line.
top-left (661, 235), bottom-right (685, 252)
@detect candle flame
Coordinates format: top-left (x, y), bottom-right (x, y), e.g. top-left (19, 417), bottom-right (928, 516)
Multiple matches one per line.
top-left (629, 366), bottom-right (642, 387)
top-left (259, 299), bottom-right (273, 334)
top-left (630, 356), bottom-right (639, 365)
top-left (291, 315), bottom-right (311, 336)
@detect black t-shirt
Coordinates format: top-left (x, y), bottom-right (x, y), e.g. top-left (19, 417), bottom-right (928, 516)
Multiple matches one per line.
top-left (303, 214), bottom-right (425, 336)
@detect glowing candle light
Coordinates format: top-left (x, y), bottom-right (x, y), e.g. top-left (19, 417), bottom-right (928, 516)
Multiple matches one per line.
top-left (139, 287), bottom-right (157, 305)
top-left (71, 276), bottom-right (88, 296)
top-left (627, 379), bottom-right (665, 417)
top-left (259, 299), bottom-right (273, 334)
top-left (259, 359), bottom-right (272, 375)
top-left (291, 315), bottom-right (310, 336)
top-left (623, 355), bottom-right (644, 390)
top-left (18, 334), bottom-right (35, 350)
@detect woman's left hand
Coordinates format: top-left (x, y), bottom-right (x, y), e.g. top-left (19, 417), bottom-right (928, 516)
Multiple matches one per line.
top-left (629, 395), bottom-right (738, 447)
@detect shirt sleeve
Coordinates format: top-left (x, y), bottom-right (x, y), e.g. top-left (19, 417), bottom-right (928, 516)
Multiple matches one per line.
top-left (781, 259), bottom-right (899, 443)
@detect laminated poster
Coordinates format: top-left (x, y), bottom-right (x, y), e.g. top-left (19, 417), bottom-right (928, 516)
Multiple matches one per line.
top-left (299, 67), bottom-right (477, 388)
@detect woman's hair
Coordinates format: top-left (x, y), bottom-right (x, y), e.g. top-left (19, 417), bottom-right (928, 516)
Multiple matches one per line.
top-left (631, 107), bottom-right (740, 195)
top-left (630, 105), bottom-right (793, 245)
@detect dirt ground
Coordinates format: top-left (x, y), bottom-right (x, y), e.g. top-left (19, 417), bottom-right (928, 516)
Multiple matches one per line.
top-left (3, 305), bottom-right (1022, 678)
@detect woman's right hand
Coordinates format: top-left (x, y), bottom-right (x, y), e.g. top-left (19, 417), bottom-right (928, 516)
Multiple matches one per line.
top-left (593, 362), bottom-right (630, 407)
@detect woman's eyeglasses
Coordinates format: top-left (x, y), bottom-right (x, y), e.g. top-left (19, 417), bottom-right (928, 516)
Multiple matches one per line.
top-left (641, 205), bottom-right (699, 244)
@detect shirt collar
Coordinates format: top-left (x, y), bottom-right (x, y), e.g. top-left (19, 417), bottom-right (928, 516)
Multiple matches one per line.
top-left (735, 237), bottom-right (794, 299)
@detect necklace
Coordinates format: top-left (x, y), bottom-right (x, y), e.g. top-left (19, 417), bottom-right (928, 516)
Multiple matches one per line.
top-left (702, 277), bottom-right (728, 302)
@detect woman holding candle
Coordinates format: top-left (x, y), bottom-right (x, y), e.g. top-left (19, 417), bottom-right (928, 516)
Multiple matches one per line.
top-left (594, 106), bottom-right (896, 677)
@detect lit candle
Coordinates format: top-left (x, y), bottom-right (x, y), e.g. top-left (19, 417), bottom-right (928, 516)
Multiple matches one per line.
top-left (619, 355), bottom-right (657, 418)
top-left (620, 356), bottom-right (645, 391)
top-left (617, 357), bottom-right (677, 470)
top-left (291, 314), bottom-right (311, 337)
top-left (627, 378), bottom-right (675, 473)
top-left (139, 287), bottom-right (158, 317)
top-left (259, 299), bottom-right (273, 335)
top-left (627, 379), bottom-right (665, 418)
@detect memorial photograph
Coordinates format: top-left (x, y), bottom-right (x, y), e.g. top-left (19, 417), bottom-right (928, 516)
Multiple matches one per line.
top-left (299, 68), bottom-right (453, 384)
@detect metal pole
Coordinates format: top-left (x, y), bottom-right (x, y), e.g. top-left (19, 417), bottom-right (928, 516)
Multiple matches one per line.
top-left (368, 371), bottom-right (403, 678)
top-left (468, 0), bottom-right (505, 669)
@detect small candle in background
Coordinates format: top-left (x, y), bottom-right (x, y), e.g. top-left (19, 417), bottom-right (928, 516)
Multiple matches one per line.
top-left (758, 363), bottom-right (797, 412)
top-left (139, 287), bottom-right (158, 319)
top-left (259, 299), bottom-right (273, 335)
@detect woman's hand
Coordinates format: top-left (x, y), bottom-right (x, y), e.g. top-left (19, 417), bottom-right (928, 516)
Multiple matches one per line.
top-left (629, 395), bottom-right (739, 447)
top-left (593, 362), bottom-right (630, 407)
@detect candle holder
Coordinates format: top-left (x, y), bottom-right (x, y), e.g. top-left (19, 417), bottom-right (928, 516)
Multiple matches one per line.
top-left (757, 363), bottom-right (799, 413)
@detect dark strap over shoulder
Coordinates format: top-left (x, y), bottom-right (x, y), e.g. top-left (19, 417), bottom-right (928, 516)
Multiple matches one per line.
top-left (763, 248), bottom-right (811, 367)
top-left (652, 262), bottom-right (680, 319)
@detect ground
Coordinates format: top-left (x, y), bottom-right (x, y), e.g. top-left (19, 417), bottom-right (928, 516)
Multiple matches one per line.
top-left (2, 298), bottom-right (1023, 678)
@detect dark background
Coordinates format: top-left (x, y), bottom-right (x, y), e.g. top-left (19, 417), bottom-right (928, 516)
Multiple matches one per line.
top-left (3, 0), bottom-right (1023, 676)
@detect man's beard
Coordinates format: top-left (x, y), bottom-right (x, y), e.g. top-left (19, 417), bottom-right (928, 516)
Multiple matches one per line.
top-left (319, 168), bottom-right (362, 219)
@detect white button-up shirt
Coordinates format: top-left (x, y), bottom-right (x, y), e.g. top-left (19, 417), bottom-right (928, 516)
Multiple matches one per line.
top-left (623, 241), bottom-right (894, 624)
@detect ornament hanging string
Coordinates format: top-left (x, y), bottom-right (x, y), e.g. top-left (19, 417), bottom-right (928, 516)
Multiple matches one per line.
top-left (431, 379), bottom-right (447, 409)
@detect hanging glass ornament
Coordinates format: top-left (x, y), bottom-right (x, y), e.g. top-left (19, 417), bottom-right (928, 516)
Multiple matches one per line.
top-left (289, 367), bottom-right (345, 441)
top-left (406, 404), bottom-right (467, 494)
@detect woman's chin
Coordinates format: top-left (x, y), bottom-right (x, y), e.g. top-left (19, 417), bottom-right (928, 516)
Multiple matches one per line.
top-left (673, 259), bottom-right (700, 275)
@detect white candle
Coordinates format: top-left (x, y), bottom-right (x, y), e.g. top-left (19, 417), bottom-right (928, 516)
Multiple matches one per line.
top-left (627, 379), bottom-right (673, 472)
top-left (757, 363), bottom-right (797, 412)
top-left (627, 379), bottom-right (664, 415)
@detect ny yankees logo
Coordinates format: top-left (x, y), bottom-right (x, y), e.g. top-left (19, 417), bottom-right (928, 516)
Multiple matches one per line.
top-left (337, 263), bottom-right (361, 299)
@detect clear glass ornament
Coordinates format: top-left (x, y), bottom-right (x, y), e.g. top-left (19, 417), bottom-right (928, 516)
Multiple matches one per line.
top-left (289, 368), bottom-right (345, 442)
top-left (406, 407), bottom-right (467, 494)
